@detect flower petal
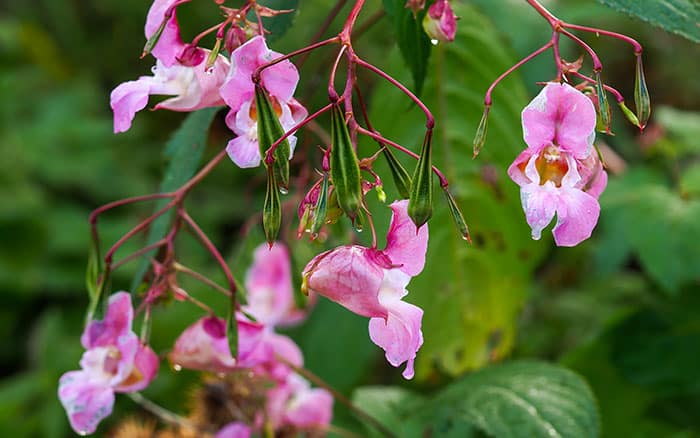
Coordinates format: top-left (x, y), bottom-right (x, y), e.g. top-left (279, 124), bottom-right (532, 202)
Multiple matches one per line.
top-left (81, 292), bottom-right (134, 349)
top-left (114, 343), bottom-right (159, 393)
top-left (215, 422), bottom-right (252, 438)
top-left (244, 243), bottom-right (296, 326)
top-left (383, 200), bottom-right (429, 277)
top-left (285, 386), bottom-right (334, 428)
top-left (58, 370), bottom-right (115, 435)
top-left (552, 187), bottom-right (600, 247)
top-left (226, 135), bottom-right (261, 168)
top-left (520, 181), bottom-right (558, 241)
top-left (145, 0), bottom-right (186, 66)
top-left (110, 77), bottom-right (156, 134)
top-left (155, 53), bottom-right (228, 111)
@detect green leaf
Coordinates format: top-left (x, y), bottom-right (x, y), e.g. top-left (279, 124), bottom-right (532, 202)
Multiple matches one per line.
top-left (382, 0), bottom-right (432, 95)
top-left (260, 0), bottom-right (300, 42)
top-left (596, 0), bottom-right (700, 43)
top-left (352, 387), bottom-right (426, 436)
top-left (416, 361), bottom-right (600, 438)
top-left (368, 4), bottom-right (547, 378)
top-left (131, 108), bottom-right (218, 291)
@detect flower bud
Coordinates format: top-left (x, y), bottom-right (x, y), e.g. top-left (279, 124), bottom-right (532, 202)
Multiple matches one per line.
top-left (176, 44), bottom-right (205, 67)
top-left (330, 104), bottom-right (363, 220)
top-left (310, 173), bottom-right (329, 239)
top-left (634, 55), bottom-right (651, 130)
top-left (473, 106), bottom-right (490, 158)
top-left (382, 146), bottom-right (412, 199)
top-left (225, 25), bottom-right (248, 53)
top-left (375, 185), bottom-right (387, 203)
top-left (594, 71), bottom-right (612, 134)
top-left (263, 166), bottom-right (282, 246)
top-left (443, 188), bottom-right (471, 242)
top-left (408, 130), bottom-right (434, 228)
top-left (255, 85), bottom-right (291, 190)
top-left (422, 0), bottom-right (457, 43)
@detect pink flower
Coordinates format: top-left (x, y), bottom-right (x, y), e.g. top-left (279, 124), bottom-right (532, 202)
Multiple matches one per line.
top-left (169, 315), bottom-right (269, 373)
top-left (216, 422), bottom-right (252, 438)
top-left (111, 54), bottom-right (229, 133)
top-left (58, 292), bottom-right (159, 435)
top-left (422, 0), bottom-right (457, 43)
top-left (508, 82), bottom-right (607, 246)
top-left (266, 373), bottom-right (333, 431)
top-left (302, 200), bottom-right (427, 379)
top-left (145, 0), bottom-right (187, 66)
top-left (220, 36), bottom-right (308, 168)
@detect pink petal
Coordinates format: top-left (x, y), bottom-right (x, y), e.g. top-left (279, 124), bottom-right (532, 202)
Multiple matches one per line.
top-left (216, 422), bottom-right (251, 438)
top-left (507, 148), bottom-right (537, 187)
top-left (110, 77), bottom-right (156, 133)
top-left (145, 0), bottom-right (186, 66)
top-left (520, 181), bottom-right (558, 241)
top-left (81, 292), bottom-right (134, 349)
top-left (368, 270), bottom-right (424, 380)
top-left (303, 246), bottom-right (387, 318)
top-left (226, 135), bottom-right (261, 168)
top-left (244, 243), bottom-right (296, 326)
top-left (552, 187), bottom-right (600, 247)
top-left (586, 167), bottom-right (608, 199)
top-left (155, 53), bottom-right (228, 111)
top-left (252, 332), bottom-right (303, 381)
top-left (58, 370), bottom-right (115, 435)
top-left (114, 343), bottom-right (159, 393)
top-left (285, 386), bottom-right (334, 428)
top-left (383, 200), bottom-right (429, 277)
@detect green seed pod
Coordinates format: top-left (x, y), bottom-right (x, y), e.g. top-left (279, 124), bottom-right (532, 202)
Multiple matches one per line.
top-left (634, 55), bottom-right (651, 130)
top-left (263, 166), bottom-right (281, 246)
top-left (142, 18), bottom-right (168, 57)
top-left (618, 101), bottom-right (640, 128)
top-left (382, 146), bottom-right (412, 199)
top-left (255, 85), bottom-right (291, 191)
top-left (473, 106), bottom-right (490, 158)
top-left (330, 104), bottom-right (363, 219)
top-left (226, 294), bottom-right (238, 359)
top-left (205, 37), bottom-right (223, 71)
top-left (408, 130), bottom-right (434, 228)
top-left (443, 188), bottom-right (471, 242)
top-left (310, 173), bottom-right (330, 238)
top-left (595, 71), bottom-right (612, 134)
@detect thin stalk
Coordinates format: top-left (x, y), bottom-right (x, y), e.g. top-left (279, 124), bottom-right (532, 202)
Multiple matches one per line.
top-left (563, 22), bottom-right (642, 54)
top-left (173, 262), bottom-right (232, 297)
top-left (570, 71), bottom-right (625, 103)
top-left (127, 392), bottom-right (205, 433)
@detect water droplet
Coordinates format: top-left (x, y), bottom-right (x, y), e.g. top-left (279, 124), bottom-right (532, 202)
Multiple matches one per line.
top-left (279, 187), bottom-right (289, 195)
top-left (354, 224), bottom-right (363, 233)
top-left (205, 68), bottom-right (214, 75)
top-left (430, 39), bottom-right (439, 46)
top-left (173, 364), bottom-right (182, 371)
top-left (78, 431), bottom-right (89, 436)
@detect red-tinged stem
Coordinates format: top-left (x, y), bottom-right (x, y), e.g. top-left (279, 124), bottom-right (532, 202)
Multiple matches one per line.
top-left (362, 205), bottom-right (378, 249)
top-left (570, 71), bottom-right (625, 103)
top-left (172, 285), bottom-right (216, 315)
top-left (89, 193), bottom-right (174, 225)
top-left (354, 57), bottom-right (435, 129)
top-left (524, 0), bottom-right (558, 25)
top-left (357, 126), bottom-right (449, 188)
top-left (560, 28), bottom-right (603, 71)
top-left (173, 262), bottom-right (232, 297)
top-left (328, 45), bottom-right (349, 101)
top-left (552, 32), bottom-right (563, 80)
top-left (485, 40), bottom-right (553, 106)
top-left (298, 0), bottom-right (349, 67)
top-left (179, 208), bottom-right (237, 297)
top-left (264, 103), bottom-right (335, 166)
top-left (340, 0), bottom-right (366, 41)
top-left (563, 23), bottom-right (642, 54)
top-left (111, 238), bottom-right (169, 270)
top-left (252, 38), bottom-right (339, 84)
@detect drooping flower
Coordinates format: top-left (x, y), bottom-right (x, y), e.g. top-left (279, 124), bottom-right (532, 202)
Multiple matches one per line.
top-left (508, 81), bottom-right (607, 247)
top-left (169, 315), bottom-right (268, 373)
top-left (302, 200), bottom-right (428, 379)
top-left (145, 0), bottom-right (187, 66)
top-left (422, 0), bottom-right (457, 43)
top-left (265, 373), bottom-right (333, 431)
top-left (111, 54), bottom-right (229, 133)
top-left (58, 292), bottom-right (159, 435)
top-left (220, 36), bottom-right (308, 168)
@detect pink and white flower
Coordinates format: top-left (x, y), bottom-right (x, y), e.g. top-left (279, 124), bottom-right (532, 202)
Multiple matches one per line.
top-left (58, 292), bottom-right (159, 435)
top-left (111, 54), bottom-right (229, 133)
top-left (145, 0), bottom-right (187, 66)
top-left (266, 373), bottom-right (333, 431)
top-left (422, 0), bottom-right (457, 43)
top-left (508, 82), bottom-right (607, 247)
top-left (220, 36), bottom-right (308, 168)
top-left (302, 200), bottom-right (427, 379)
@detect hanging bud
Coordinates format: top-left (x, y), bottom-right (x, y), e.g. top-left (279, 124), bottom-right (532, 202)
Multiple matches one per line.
top-left (310, 173), bottom-right (330, 238)
top-left (139, 306), bottom-right (152, 344)
top-left (408, 130), bottom-right (434, 228)
top-left (634, 55), bottom-right (651, 130)
top-left (375, 185), bottom-right (387, 203)
top-left (226, 294), bottom-right (238, 359)
top-left (263, 166), bottom-right (282, 246)
top-left (443, 188), bottom-right (471, 242)
top-left (618, 101), bottom-right (640, 128)
top-left (422, 0), bottom-right (457, 43)
top-left (177, 44), bottom-right (205, 67)
top-left (142, 16), bottom-right (168, 58)
top-left (594, 71), bottom-right (612, 134)
top-left (225, 25), bottom-right (248, 53)
top-left (330, 104), bottom-right (363, 220)
top-left (382, 147), bottom-right (412, 199)
top-left (205, 37), bottom-right (223, 72)
top-left (255, 85), bottom-right (291, 191)
top-left (473, 106), bottom-right (490, 158)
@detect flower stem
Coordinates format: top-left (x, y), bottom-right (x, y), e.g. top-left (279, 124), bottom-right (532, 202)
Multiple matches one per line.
top-left (127, 392), bottom-right (205, 433)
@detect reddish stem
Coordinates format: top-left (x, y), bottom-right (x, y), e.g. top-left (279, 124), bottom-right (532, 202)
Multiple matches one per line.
top-left (264, 103), bottom-right (335, 166)
top-left (252, 38), bottom-right (339, 84)
top-left (560, 29), bottom-right (603, 71)
top-left (89, 193), bottom-right (173, 226)
top-left (298, 0), bottom-right (349, 67)
top-left (570, 71), bottom-right (625, 103)
top-left (563, 23), bottom-right (642, 54)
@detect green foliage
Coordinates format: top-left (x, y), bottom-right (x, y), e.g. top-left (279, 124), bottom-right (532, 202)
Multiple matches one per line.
top-left (368, 3), bottom-right (546, 378)
top-left (596, 0), bottom-right (700, 43)
top-left (382, 0), bottom-right (432, 95)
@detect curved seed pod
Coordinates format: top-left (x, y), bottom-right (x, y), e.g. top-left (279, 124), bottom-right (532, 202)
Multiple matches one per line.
top-left (473, 106), bottom-right (490, 158)
top-left (408, 130), bottom-right (434, 228)
top-left (330, 104), bottom-right (363, 220)
top-left (443, 188), bottom-right (471, 242)
top-left (594, 71), bottom-right (612, 134)
top-left (634, 55), bottom-right (651, 130)
top-left (263, 166), bottom-right (281, 246)
top-left (255, 85), bottom-right (291, 190)
top-left (382, 147), bottom-right (412, 199)
top-left (618, 101), bottom-right (640, 128)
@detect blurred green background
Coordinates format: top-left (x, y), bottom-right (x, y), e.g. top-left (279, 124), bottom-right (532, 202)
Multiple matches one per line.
top-left (0, 0), bottom-right (698, 436)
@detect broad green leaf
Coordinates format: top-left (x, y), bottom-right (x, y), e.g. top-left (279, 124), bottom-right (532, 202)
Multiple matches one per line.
top-left (413, 361), bottom-right (600, 438)
top-left (368, 4), bottom-right (547, 378)
top-left (596, 0), bottom-right (700, 43)
top-left (352, 387), bottom-right (427, 436)
top-left (382, 0), bottom-right (432, 95)
top-left (131, 108), bottom-right (219, 291)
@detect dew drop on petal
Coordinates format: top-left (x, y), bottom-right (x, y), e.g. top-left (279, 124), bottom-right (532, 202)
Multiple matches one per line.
top-left (279, 187), bottom-right (289, 195)
top-left (78, 431), bottom-right (89, 436)
top-left (173, 364), bottom-right (182, 372)
top-left (430, 39), bottom-right (439, 45)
